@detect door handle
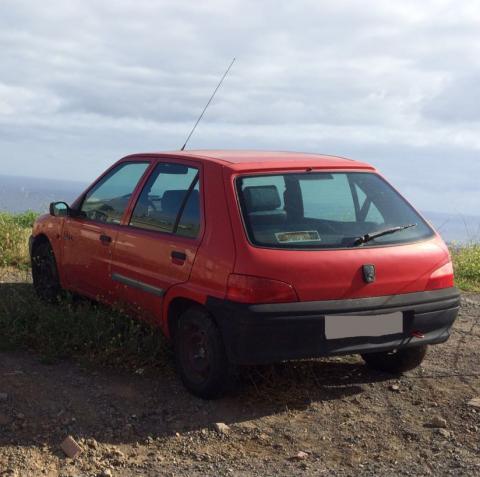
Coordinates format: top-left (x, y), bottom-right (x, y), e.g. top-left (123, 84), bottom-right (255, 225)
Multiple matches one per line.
top-left (100, 234), bottom-right (112, 244)
top-left (171, 250), bottom-right (186, 261)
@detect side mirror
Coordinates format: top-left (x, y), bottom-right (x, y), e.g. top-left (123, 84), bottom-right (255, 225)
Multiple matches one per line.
top-left (49, 201), bottom-right (70, 217)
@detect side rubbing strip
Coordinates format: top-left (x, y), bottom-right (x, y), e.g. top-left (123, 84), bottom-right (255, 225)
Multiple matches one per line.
top-left (111, 273), bottom-right (165, 297)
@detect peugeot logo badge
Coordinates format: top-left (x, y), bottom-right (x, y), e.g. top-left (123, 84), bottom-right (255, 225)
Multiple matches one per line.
top-left (362, 264), bottom-right (376, 283)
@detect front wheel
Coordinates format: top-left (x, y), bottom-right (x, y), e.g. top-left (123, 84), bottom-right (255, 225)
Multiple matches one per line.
top-left (31, 241), bottom-right (62, 303)
top-left (361, 345), bottom-right (428, 373)
top-left (174, 307), bottom-right (231, 399)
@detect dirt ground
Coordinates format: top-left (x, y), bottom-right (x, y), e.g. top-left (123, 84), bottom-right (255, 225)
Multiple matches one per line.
top-left (0, 272), bottom-right (479, 477)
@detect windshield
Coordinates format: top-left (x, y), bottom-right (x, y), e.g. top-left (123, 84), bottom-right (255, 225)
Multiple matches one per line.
top-left (236, 171), bottom-right (434, 249)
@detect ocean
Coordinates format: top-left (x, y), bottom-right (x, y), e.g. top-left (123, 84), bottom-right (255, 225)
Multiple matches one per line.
top-left (0, 174), bottom-right (478, 244)
top-left (0, 174), bottom-right (86, 214)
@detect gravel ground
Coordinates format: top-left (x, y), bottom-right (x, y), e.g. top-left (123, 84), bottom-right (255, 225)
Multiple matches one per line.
top-left (0, 271), bottom-right (479, 477)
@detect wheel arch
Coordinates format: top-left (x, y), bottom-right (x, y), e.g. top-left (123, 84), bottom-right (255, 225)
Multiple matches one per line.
top-left (30, 233), bottom-right (51, 256)
top-left (165, 297), bottom-right (204, 339)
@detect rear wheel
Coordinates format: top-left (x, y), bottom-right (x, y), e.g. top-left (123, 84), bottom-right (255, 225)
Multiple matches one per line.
top-left (174, 307), bottom-right (231, 399)
top-left (31, 241), bottom-right (62, 303)
top-left (361, 345), bottom-right (427, 373)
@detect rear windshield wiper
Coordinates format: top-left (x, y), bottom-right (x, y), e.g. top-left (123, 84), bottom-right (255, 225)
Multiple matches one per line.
top-left (354, 223), bottom-right (417, 246)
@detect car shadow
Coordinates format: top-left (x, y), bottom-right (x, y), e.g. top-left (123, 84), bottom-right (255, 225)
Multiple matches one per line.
top-left (0, 281), bottom-right (393, 448)
top-left (0, 354), bottom-right (393, 450)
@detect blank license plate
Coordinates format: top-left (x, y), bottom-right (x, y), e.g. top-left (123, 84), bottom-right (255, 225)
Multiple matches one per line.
top-left (325, 312), bottom-right (403, 339)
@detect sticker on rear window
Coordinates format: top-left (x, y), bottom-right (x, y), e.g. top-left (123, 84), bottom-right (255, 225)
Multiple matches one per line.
top-left (275, 230), bottom-right (321, 243)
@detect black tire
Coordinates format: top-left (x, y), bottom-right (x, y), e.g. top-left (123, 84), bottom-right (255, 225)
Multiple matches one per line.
top-left (31, 241), bottom-right (62, 303)
top-left (174, 307), bottom-right (231, 399)
top-left (361, 345), bottom-right (427, 374)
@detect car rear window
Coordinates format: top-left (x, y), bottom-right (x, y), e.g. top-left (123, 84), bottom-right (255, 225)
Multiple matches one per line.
top-left (236, 172), bottom-right (434, 249)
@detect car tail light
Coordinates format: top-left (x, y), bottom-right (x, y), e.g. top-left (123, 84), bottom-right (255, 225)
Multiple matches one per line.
top-left (226, 274), bottom-right (298, 304)
top-left (426, 261), bottom-right (454, 290)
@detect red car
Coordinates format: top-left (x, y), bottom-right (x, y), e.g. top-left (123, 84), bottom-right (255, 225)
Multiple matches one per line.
top-left (30, 150), bottom-right (460, 398)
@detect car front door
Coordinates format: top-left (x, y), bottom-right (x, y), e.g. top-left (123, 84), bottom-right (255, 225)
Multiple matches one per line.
top-left (62, 161), bottom-right (151, 301)
top-left (110, 160), bottom-right (203, 323)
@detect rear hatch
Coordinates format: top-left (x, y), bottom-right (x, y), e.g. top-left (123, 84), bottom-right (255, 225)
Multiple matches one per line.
top-left (232, 170), bottom-right (452, 302)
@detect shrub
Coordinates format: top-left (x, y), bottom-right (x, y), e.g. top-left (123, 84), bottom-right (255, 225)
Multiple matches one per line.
top-left (451, 244), bottom-right (480, 292)
top-left (0, 212), bottom-right (37, 268)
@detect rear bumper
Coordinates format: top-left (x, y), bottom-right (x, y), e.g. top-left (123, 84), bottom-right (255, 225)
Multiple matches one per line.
top-left (207, 287), bottom-right (461, 365)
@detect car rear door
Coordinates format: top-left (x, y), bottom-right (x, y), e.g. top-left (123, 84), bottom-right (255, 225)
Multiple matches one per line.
top-left (109, 159), bottom-right (203, 322)
top-left (62, 161), bottom-right (151, 301)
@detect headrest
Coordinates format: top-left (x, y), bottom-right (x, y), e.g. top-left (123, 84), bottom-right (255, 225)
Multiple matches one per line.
top-left (162, 189), bottom-right (199, 215)
top-left (243, 185), bottom-right (281, 212)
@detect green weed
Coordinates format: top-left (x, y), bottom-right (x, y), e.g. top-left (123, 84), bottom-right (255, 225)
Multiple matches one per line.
top-left (0, 280), bottom-right (171, 368)
top-left (451, 244), bottom-right (480, 292)
top-left (0, 212), bottom-right (37, 268)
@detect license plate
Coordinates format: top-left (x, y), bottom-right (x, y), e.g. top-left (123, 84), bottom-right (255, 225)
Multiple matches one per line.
top-left (324, 312), bottom-right (403, 339)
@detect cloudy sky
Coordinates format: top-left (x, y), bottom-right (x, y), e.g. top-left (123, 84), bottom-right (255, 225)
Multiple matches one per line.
top-left (1, 0), bottom-right (479, 215)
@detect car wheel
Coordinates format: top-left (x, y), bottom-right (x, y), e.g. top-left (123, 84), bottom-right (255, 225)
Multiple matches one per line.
top-left (361, 345), bottom-right (427, 373)
top-left (31, 241), bottom-right (62, 303)
top-left (174, 307), bottom-right (231, 399)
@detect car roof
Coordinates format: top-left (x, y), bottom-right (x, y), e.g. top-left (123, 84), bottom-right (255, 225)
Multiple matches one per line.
top-left (121, 150), bottom-right (376, 172)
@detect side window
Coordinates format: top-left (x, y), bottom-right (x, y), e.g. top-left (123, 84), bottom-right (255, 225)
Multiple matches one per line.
top-left (81, 162), bottom-right (149, 224)
top-left (300, 174), bottom-right (356, 222)
top-left (130, 163), bottom-right (200, 236)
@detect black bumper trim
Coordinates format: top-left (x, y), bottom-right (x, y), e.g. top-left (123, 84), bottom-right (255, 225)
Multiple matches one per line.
top-left (248, 287), bottom-right (460, 315)
top-left (206, 288), bottom-right (460, 365)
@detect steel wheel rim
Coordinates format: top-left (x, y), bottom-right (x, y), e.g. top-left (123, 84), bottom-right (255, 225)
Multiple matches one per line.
top-left (181, 323), bottom-right (211, 384)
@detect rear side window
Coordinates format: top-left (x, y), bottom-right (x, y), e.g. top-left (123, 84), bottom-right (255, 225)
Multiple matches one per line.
top-left (176, 180), bottom-right (201, 238)
top-left (130, 162), bottom-right (200, 237)
top-left (81, 162), bottom-right (149, 224)
top-left (236, 172), bottom-right (434, 249)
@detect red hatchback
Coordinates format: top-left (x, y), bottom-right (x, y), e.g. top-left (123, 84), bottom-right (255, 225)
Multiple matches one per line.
top-left (30, 150), bottom-right (460, 398)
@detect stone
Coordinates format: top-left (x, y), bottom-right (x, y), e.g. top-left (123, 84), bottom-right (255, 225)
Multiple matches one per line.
top-left (389, 384), bottom-right (400, 392)
top-left (109, 448), bottom-right (125, 460)
top-left (467, 397), bottom-right (480, 409)
top-left (437, 428), bottom-right (451, 438)
top-left (289, 451), bottom-right (309, 461)
top-left (425, 416), bottom-right (448, 429)
top-left (213, 422), bottom-right (230, 434)
top-left (238, 421), bottom-right (257, 431)
top-left (87, 438), bottom-right (99, 449)
top-left (60, 435), bottom-right (82, 458)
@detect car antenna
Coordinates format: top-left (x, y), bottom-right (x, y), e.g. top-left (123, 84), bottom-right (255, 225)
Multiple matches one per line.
top-left (180, 57), bottom-right (235, 151)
